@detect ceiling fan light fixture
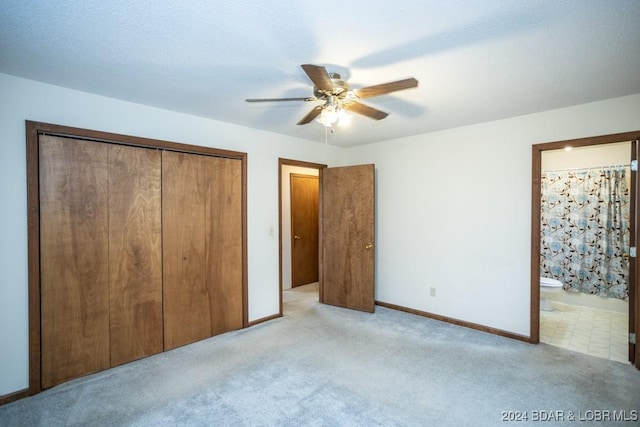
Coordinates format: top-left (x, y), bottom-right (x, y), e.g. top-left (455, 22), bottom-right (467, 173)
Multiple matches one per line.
top-left (316, 107), bottom-right (336, 127)
top-left (316, 104), bottom-right (351, 128)
top-left (316, 95), bottom-right (351, 128)
top-left (337, 108), bottom-right (352, 127)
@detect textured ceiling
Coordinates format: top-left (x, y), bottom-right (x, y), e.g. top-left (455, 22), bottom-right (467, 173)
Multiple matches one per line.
top-left (1, 1), bottom-right (639, 147)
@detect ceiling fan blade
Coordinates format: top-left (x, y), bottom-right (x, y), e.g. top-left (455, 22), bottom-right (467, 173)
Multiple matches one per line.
top-left (245, 97), bottom-right (315, 102)
top-left (297, 105), bottom-right (323, 125)
top-left (354, 78), bottom-right (418, 99)
top-left (301, 64), bottom-right (334, 92)
top-left (344, 102), bottom-right (389, 120)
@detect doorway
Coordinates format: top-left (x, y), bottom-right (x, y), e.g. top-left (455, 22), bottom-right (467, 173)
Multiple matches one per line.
top-left (290, 173), bottom-right (319, 288)
top-left (279, 159), bottom-right (377, 316)
top-left (279, 159), bottom-right (326, 314)
top-left (531, 131), bottom-right (640, 369)
top-left (540, 142), bottom-right (630, 362)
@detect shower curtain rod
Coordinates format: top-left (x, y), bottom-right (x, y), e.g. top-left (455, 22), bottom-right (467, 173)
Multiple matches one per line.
top-left (542, 164), bottom-right (630, 173)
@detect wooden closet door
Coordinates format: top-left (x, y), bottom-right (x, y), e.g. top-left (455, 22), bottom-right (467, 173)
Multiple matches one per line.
top-left (205, 156), bottom-right (243, 336)
top-left (40, 136), bottom-right (110, 389)
top-left (108, 145), bottom-right (163, 366)
top-left (162, 151), bottom-right (243, 350)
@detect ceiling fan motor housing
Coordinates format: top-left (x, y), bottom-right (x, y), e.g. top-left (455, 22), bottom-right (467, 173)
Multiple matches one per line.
top-left (313, 73), bottom-right (350, 99)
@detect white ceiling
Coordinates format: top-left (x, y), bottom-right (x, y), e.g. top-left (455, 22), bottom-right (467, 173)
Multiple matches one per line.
top-left (1, 1), bottom-right (639, 147)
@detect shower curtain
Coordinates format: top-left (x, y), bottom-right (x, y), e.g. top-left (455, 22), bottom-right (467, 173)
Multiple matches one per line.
top-left (540, 166), bottom-right (630, 299)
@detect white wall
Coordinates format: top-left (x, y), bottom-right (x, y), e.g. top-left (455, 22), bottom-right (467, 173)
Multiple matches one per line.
top-left (344, 94), bottom-right (640, 336)
top-left (280, 166), bottom-right (320, 290)
top-left (0, 73), bottom-right (341, 396)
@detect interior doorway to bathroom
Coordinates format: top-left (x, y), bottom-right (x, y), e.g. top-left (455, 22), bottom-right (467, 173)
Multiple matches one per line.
top-left (531, 131), bottom-right (640, 370)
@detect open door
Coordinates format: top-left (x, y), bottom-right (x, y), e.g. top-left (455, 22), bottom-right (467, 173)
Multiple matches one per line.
top-left (631, 140), bottom-right (639, 368)
top-left (320, 164), bottom-right (375, 312)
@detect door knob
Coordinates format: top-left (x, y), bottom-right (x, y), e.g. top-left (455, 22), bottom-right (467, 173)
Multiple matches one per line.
top-left (365, 243), bottom-right (374, 250)
top-left (294, 235), bottom-right (301, 240)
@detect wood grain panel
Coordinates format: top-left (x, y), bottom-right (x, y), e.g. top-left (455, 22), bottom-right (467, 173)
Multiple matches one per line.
top-left (108, 145), bottom-right (163, 366)
top-left (163, 152), bottom-right (244, 349)
top-left (28, 121), bottom-right (248, 396)
top-left (291, 174), bottom-right (319, 286)
top-left (162, 151), bottom-right (209, 349)
top-left (204, 156), bottom-right (243, 335)
top-left (321, 164), bottom-right (375, 312)
top-left (39, 135), bottom-right (110, 389)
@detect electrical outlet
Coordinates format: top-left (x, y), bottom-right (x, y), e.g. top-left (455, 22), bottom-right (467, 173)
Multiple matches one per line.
top-left (430, 287), bottom-right (436, 297)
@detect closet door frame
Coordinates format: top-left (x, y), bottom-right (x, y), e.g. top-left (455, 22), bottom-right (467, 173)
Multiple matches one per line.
top-left (26, 120), bottom-right (248, 395)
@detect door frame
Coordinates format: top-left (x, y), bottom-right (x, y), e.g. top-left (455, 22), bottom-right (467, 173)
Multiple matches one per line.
top-left (278, 158), bottom-right (326, 315)
top-left (26, 121), bottom-right (249, 395)
top-left (531, 130), bottom-right (640, 369)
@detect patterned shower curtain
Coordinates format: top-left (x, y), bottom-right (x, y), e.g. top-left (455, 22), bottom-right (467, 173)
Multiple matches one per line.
top-left (540, 167), bottom-right (630, 300)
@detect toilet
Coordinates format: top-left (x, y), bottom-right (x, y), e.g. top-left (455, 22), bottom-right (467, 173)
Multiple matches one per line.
top-left (540, 277), bottom-right (564, 311)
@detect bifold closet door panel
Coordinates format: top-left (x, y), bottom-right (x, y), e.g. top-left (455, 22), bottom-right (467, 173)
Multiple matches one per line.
top-left (108, 145), bottom-right (163, 366)
top-left (162, 152), bottom-right (208, 349)
top-left (162, 151), bottom-right (243, 350)
top-left (205, 156), bottom-right (243, 336)
top-left (39, 136), bottom-right (111, 389)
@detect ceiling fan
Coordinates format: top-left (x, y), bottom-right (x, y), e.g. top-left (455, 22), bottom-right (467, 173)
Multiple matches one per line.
top-left (245, 64), bottom-right (418, 128)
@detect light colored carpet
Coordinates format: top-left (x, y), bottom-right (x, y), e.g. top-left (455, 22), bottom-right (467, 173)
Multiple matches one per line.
top-left (282, 282), bottom-right (318, 304)
top-left (1, 283), bottom-right (638, 426)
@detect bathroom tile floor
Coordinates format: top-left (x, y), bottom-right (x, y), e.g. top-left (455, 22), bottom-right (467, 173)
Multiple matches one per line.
top-left (540, 302), bottom-right (629, 364)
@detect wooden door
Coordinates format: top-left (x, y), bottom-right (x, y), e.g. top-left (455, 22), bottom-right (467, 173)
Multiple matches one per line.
top-left (108, 145), bottom-right (163, 366)
top-left (631, 140), bottom-right (639, 367)
top-left (206, 155), bottom-right (244, 336)
top-left (320, 164), bottom-right (375, 312)
top-left (40, 136), bottom-right (111, 389)
top-left (162, 151), bottom-right (243, 350)
top-left (39, 136), bottom-right (164, 388)
top-left (291, 174), bottom-right (319, 287)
